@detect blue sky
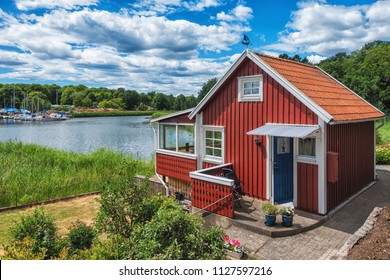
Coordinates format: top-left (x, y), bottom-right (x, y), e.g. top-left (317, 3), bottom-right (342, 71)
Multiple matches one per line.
top-left (0, 0), bottom-right (389, 95)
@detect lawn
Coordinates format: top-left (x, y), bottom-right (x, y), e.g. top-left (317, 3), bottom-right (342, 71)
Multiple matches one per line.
top-left (0, 194), bottom-right (100, 247)
top-left (378, 119), bottom-right (390, 145)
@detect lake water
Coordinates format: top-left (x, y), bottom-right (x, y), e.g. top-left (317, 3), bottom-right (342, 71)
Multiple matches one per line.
top-left (0, 116), bottom-right (155, 159)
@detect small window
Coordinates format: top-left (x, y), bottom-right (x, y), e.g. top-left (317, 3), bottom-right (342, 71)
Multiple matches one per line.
top-left (204, 128), bottom-right (223, 160)
top-left (238, 75), bottom-right (263, 102)
top-left (159, 124), bottom-right (195, 154)
top-left (299, 138), bottom-right (316, 157)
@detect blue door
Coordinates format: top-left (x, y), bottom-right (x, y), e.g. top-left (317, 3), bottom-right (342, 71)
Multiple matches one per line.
top-left (273, 137), bottom-right (293, 204)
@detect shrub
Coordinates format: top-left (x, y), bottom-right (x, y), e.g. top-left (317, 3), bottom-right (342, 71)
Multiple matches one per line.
top-left (130, 198), bottom-right (225, 260)
top-left (376, 146), bottom-right (390, 164)
top-left (10, 207), bottom-right (59, 259)
top-left (1, 237), bottom-right (46, 260)
top-left (261, 202), bottom-right (279, 216)
top-left (67, 221), bottom-right (96, 251)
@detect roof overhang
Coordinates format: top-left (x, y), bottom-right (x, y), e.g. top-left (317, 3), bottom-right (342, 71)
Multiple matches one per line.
top-left (150, 108), bottom-right (194, 123)
top-left (247, 123), bottom-right (321, 138)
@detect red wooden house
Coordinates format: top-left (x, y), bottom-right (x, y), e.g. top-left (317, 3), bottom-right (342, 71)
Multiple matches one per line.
top-left (151, 49), bottom-right (385, 218)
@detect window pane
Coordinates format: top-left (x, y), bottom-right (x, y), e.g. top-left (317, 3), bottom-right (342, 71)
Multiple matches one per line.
top-left (214, 149), bottom-right (222, 157)
top-left (206, 148), bottom-right (213, 156)
top-left (178, 125), bottom-right (195, 154)
top-left (299, 138), bottom-right (316, 157)
top-left (244, 89), bottom-right (252, 95)
top-left (214, 140), bottom-right (221, 148)
top-left (252, 88), bottom-right (260, 95)
top-left (214, 131), bottom-right (222, 139)
top-left (160, 124), bottom-right (176, 151)
top-left (252, 81), bottom-right (260, 88)
top-left (206, 130), bottom-right (213, 138)
top-left (243, 82), bottom-right (251, 89)
top-left (206, 139), bottom-right (213, 147)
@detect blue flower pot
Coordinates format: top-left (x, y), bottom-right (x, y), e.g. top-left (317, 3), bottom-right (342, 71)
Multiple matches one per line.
top-left (282, 215), bottom-right (293, 227)
top-left (264, 215), bottom-right (276, 227)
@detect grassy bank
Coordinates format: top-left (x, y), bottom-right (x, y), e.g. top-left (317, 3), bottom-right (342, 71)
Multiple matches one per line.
top-left (71, 110), bottom-right (154, 118)
top-left (0, 142), bottom-right (154, 208)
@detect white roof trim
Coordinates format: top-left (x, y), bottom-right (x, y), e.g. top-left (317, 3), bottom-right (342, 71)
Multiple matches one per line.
top-left (189, 49), bottom-right (249, 119)
top-left (150, 108), bottom-right (193, 123)
top-left (247, 51), bottom-right (333, 123)
top-left (247, 123), bottom-right (320, 138)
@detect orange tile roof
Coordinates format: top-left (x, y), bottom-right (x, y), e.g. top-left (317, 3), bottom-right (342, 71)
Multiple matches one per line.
top-left (256, 53), bottom-right (384, 122)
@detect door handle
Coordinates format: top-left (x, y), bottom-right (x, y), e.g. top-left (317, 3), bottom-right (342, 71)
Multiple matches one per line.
top-left (273, 162), bottom-right (279, 169)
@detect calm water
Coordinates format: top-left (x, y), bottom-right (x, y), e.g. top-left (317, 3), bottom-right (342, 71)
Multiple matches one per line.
top-left (0, 116), bottom-right (155, 159)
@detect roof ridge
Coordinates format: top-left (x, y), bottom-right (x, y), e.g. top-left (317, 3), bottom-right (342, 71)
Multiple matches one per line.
top-left (254, 52), bottom-right (318, 69)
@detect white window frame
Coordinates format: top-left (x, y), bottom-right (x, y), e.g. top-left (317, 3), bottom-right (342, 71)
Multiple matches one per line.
top-left (238, 75), bottom-right (263, 102)
top-left (158, 123), bottom-right (196, 156)
top-left (202, 126), bottom-right (224, 164)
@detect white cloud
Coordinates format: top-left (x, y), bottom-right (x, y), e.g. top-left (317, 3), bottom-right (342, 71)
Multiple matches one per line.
top-left (264, 0), bottom-right (390, 56)
top-left (216, 4), bottom-right (253, 22)
top-left (0, 7), bottom-right (244, 94)
top-left (131, 0), bottom-right (221, 15)
top-left (306, 54), bottom-right (327, 64)
top-left (15, 0), bottom-right (99, 11)
top-left (184, 0), bottom-right (221, 11)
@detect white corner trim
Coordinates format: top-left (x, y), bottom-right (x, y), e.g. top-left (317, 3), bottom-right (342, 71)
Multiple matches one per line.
top-left (317, 119), bottom-right (327, 214)
top-left (189, 172), bottom-right (234, 187)
top-left (247, 51), bottom-right (333, 123)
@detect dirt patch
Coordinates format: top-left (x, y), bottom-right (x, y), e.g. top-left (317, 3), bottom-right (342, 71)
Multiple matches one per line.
top-left (347, 206), bottom-right (390, 260)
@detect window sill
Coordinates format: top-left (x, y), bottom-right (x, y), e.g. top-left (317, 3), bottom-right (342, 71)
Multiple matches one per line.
top-left (156, 149), bottom-right (197, 160)
top-left (238, 95), bottom-right (262, 102)
top-left (202, 156), bottom-right (223, 165)
top-left (296, 156), bottom-right (317, 164)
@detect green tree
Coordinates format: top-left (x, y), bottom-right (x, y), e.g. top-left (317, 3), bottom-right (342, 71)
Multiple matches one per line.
top-left (152, 93), bottom-right (169, 110)
top-left (173, 94), bottom-right (186, 110)
top-left (197, 78), bottom-right (217, 102)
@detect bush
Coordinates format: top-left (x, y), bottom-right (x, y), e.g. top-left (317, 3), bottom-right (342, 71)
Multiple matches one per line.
top-left (130, 197), bottom-right (225, 260)
top-left (376, 146), bottom-right (390, 164)
top-left (1, 237), bottom-right (46, 260)
top-left (67, 221), bottom-right (96, 251)
top-left (10, 208), bottom-right (59, 259)
top-left (261, 202), bottom-right (279, 216)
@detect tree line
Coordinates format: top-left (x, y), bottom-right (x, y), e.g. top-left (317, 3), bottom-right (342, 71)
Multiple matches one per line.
top-left (1, 41), bottom-right (388, 114)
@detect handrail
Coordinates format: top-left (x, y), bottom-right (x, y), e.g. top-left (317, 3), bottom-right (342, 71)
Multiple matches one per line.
top-left (189, 163), bottom-right (234, 186)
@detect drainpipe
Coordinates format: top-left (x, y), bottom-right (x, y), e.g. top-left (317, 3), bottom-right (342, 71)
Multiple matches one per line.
top-left (376, 118), bottom-right (385, 130)
top-left (151, 124), bottom-right (169, 196)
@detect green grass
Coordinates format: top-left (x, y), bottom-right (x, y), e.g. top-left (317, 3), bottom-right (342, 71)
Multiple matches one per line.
top-left (72, 110), bottom-right (155, 118)
top-left (0, 142), bottom-right (154, 208)
top-left (378, 119), bottom-right (390, 145)
top-left (150, 110), bottom-right (176, 119)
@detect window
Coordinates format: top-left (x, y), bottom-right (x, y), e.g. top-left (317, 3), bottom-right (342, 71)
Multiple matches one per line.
top-left (204, 128), bottom-right (223, 161)
top-left (159, 124), bottom-right (195, 154)
top-left (238, 75), bottom-right (263, 102)
top-left (298, 138), bottom-right (316, 157)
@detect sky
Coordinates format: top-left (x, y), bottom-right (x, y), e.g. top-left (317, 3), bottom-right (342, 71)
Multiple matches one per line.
top-left (0, 0), bottom-right (389, 95)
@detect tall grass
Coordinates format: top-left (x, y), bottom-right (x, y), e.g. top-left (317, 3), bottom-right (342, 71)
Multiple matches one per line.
top-left (0, 141), bottom-right (154, 208)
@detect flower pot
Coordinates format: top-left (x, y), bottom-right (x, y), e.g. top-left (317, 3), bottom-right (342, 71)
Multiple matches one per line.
top-left (282, 215), bottom-right (293, 227)
top-left (264, 215), bottom-right (276, 227)
top-left (224, 249), bottom-right (243, 259)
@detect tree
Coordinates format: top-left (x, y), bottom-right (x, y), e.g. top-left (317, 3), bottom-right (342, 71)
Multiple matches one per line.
top-left (197, 78), bottom-right (217, 102)
top-left (152, 93), bottom-right (169, 110)
top-left (184, 95), bottom-right (197, 109)
top-left (173, 94), bottom-right (186, 110)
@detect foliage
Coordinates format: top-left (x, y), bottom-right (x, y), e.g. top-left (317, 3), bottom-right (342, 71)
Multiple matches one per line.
top-left (72, 110), bottom-right (153, 118)
top-left (279, 54), bottom-right (310, 64)
top-left (1, 237), bottom-right (47, 260)
top-left (318, 41), bottom-right (390, 114)
top-left (376, 146), bottom-right (390, 165)
top-left (378, 120), bottom-right (390, 145)
top-left (95, 177), bottom-right (150, 238)
top-left (130, 197), bottom-right (225, 260)
top-left (66, 221), bottom-right (96, 251)
top-left (150, 110), bottom-right (176, 119)
top-left (279, 207), bottom-right (294, 217)
top-left (261, 202), bottom-right (279, 216)
top-left (0, 141), bottom-right (154, 208)
top-left (9, 208), bottom-right (59, 259)
top-left (197, 78), bottom-right (217, 102)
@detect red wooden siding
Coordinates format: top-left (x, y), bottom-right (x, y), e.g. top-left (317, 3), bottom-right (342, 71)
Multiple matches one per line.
top-left (297, 163), bottom-right (318, 213)
top-left (160, 115), bottom-right (194, 124)
top-left (202, 162), bottom-right (217, 169)
top-left (326, 121), bottom-right (375, 211)
top-left (191, 179), bottom-right (234, 218)
top-left (156, 152), bottom-right (197, 182)
top-left (202, 57), bottom-right (318, 200)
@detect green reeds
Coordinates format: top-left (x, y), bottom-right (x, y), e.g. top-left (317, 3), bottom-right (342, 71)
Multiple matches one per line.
top-left (0, 141), bottom-right (154, 208)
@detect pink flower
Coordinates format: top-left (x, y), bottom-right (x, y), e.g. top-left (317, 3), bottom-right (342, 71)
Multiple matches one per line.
top-left (232, 239), bottom-right (240, 246)
top-left (223, 235), bottom-right (230, 243)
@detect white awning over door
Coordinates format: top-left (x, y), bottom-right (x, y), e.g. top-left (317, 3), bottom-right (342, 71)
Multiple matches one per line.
top-left (247, 123), bottom-right (320, 138)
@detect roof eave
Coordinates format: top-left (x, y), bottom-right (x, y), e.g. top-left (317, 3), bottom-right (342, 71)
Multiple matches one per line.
top-left (188, 49), bottom-right (249, 119)
top-left (150, 108), bottom-right (194, 123)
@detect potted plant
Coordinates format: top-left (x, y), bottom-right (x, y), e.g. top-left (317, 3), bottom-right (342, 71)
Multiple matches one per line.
top-left (279, 207), bottom-right (294, 227)
top-left (223, 235), bottom-right (244, 259)
top-left (261, 201), bottom-right (279, 226)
